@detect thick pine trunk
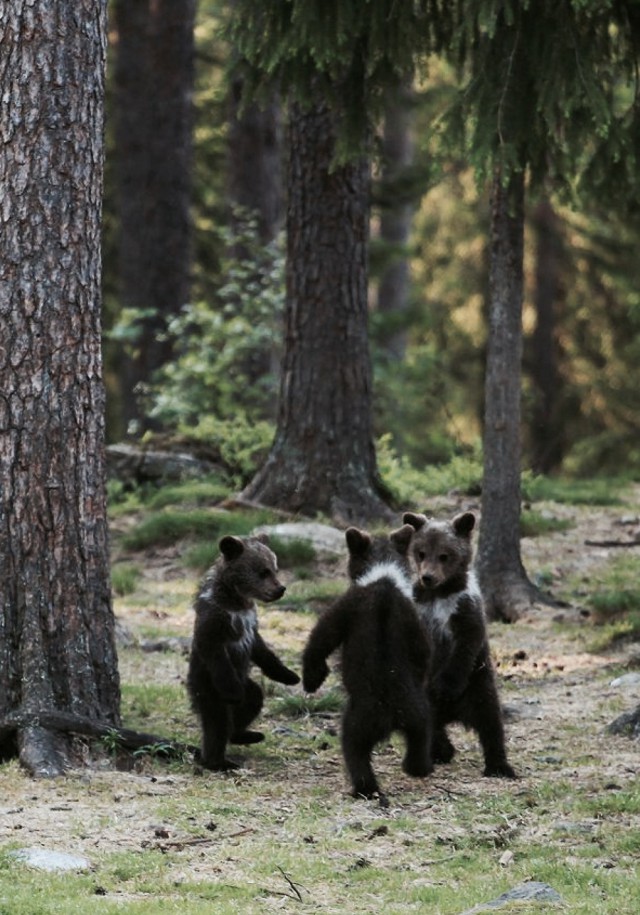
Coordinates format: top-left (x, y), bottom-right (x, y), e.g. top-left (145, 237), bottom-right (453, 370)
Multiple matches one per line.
top-left (0, 1), bottom-right (120, 775)
top-left (476, 169), bottom-right (539, 621)
top-left (114, 0), bottom-right (195, 434)
top-left (241, 97), bottom-right (392, 525)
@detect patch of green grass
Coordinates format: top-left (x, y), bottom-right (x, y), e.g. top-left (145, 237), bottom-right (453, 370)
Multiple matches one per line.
top-left (122, 683), bottom-right (191, 733)
top-left (182, 541), bottom-right (217, 571)
top-left (521, 510), bottom-right (574, 537)
top-left (111, 562), bottom-right (142, 596)
top-left (280, 578), bottom-right (346, 612)
top-left (275, 688), bottom-right (344, 718)
top-left (145, 475), bottom-right (230, 510)
top-left (582, 553), bottom-right (640, 643)
top-left (107, 478), bottom-right (144, 516)
top-left (118, 508), bottom-right (273, 552)
top-left (522, 475), bottom-right (625, 506)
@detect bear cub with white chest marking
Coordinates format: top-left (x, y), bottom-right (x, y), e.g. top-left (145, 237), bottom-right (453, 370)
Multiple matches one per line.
top-left (187, 534), bottom-right (300, 771)
top-left (302, 525), bottom-right (434, 807)
top-left (403, 511), bottom-right (516, 778)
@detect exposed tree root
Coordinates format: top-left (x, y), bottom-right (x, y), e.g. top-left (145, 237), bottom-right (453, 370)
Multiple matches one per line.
top-left (0, 709), bottom-right (198, 777)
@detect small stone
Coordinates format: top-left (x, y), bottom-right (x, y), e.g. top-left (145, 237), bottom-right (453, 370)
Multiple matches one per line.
top-left (610, 672), bottom-right (640, 689)
top-left (252, 522), bottom-right (345, 555)
top-left (459, 881), bottom-right (562, 914)
top-left (10, 848), bottom-right (91, 872)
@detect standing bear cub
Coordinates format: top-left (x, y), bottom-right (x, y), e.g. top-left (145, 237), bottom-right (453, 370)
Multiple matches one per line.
top-left (302, 525), bottom-right (433, 807)
top-left (403, 511), bottom-right (516, 779)
top-left (187, 534), bottom-right (300, 771)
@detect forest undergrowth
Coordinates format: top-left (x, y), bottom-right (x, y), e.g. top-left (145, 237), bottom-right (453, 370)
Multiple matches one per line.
top-left (1, 480), bottom-right (639, 914)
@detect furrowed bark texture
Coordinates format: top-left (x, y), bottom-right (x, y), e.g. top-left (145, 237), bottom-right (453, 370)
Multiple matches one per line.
top-left (0, 1), bottom-right (120, 775)
top-left (241, 98), bottom-right (392, 525)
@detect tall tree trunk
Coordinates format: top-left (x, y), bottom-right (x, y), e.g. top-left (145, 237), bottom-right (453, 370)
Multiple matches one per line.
top-left (0, 0), bottom-right (119, 776)
top-left (529, 196), bottom-right (565, 474)
top-left (225, 15), bottom-right (283, 403)
top-left (376, 83), bottom-right (415, 361)
top-left (227, 71), bottom-right (282, 246)
top-left (476, 168), bottom-right (540, 621)
top-left (241, 96), bottom-right (392, 525)
top-left (114, 0), bottom-right (195, 434)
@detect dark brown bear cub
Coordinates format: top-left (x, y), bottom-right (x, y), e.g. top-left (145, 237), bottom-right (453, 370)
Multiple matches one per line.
top-left (403, 510), bottom-right (516, 779)
top-left (187, 534), bottom-right (299, 771)
top-left (302, 525), bottom-right (433, 807)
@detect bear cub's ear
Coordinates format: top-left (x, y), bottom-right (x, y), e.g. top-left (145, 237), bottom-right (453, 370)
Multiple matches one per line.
top-left (389, 523), bottom-right (414, 555)
top-left (402, 511), bottom-right (428, 531)
top-left (345, 527), bottom-right (371, 556)
top-left (452, 512), bottom-right (476, 538)
top-left (219, 535), bottom-right (245, 560)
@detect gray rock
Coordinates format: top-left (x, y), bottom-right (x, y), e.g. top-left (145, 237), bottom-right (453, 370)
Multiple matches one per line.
top-left (253, 522), bottom-right (346, 555)
top-left (609, 672), bottom-right (640, 689)
top-left (459, 881), bottom-right (562, 914)
top-left (10, 848), bottom-right (91, 872)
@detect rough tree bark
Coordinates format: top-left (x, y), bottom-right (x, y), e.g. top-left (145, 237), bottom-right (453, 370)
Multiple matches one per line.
top-left (0, 0), bottom-right (120, 776)
top-left (114, 0), bottom-right (196, 434)
top-left (240, 96), bottom-right (392, 525)
top-left (476, 169), bottom-right (548, 621)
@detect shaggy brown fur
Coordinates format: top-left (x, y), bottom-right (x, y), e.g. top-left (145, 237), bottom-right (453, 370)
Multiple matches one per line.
top-left (187, 534), bottom-right (299, 771)
top-left (403, 511), bottom-right (516, 779)
top-left (302, 525), bottom-right (433, 806)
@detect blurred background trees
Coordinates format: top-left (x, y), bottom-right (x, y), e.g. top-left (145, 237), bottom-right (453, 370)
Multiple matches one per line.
top-left (102, 0), bottom-right (640, 486)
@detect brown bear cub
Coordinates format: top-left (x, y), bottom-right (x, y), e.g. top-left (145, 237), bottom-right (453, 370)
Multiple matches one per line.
top-left (187, 534), bottom-right (299, 771)
top-left (302, 525), bottom-right (433, 807)
top-left (403, 511), bottom-right (516, 779)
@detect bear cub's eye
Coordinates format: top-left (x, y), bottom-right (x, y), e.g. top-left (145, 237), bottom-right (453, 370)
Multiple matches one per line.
top-left (439, 553), bottom-right (450, 564)
top-left (417, 551), bottom-right (426, 561)
top-left (260, 568), bottom-right (273, 580)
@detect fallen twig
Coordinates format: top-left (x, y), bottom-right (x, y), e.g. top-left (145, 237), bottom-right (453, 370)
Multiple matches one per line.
top-left (585, 539), bottom-right (640, 548)
top-left (274, 866), bottom-right (305, 902)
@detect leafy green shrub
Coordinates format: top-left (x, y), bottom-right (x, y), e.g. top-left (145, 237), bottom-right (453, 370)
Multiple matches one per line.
top-left (522, 474), bottom-right (624, 506)
top-left (140, 215), bottom-right (283, 479)
top-left (111, 563), bottom-right (142, 596)
top-left (521, 510), bottom-right (573, 537)
top-left (378, 434), bottom-right (483, 506)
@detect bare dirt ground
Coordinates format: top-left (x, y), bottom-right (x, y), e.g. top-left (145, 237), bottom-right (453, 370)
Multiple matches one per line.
top-left (1, 489), bottom-right (639, 908)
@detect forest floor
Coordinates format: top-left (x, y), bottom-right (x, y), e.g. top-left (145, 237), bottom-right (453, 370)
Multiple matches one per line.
top-left (1, 486), bottom-right (639, 913)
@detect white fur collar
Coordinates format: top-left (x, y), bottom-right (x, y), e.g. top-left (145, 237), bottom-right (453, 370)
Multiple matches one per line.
top-left (418, 569), bottom-right (484, 628)
top-left (356, 562), bottom-right (414, 601)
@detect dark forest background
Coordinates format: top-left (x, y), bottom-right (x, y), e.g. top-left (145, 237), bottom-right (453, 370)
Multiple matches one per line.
top-left (102, 0), bottom-right (640, 485)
